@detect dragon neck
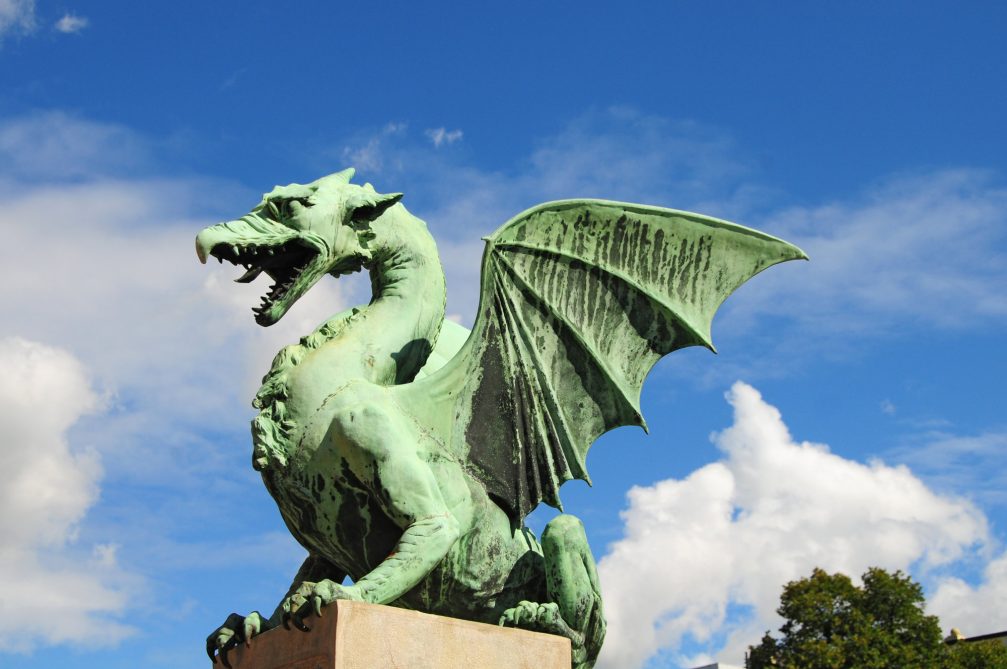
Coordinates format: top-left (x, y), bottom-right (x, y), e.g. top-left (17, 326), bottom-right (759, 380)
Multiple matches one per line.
top-left (358, 208), bottom-right (448, 382)
top-left (252, 207), bottom-right (446, 471)
top-left (255, 207), bottom-right (446, 404)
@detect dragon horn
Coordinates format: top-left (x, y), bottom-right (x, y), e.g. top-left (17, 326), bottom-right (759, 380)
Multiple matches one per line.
top-left (319, 168), bottom-right (355, 185)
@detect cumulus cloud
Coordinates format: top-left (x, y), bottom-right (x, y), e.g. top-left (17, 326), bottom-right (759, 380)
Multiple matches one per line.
top-left (0, 176), bottom-right (353, 478)
top-left (596, 382), bottom-right (987, 669)
top-left (0, 112), bottom-right (352, 426)
top-left (425, 127), bottom-right (463, 148)
top-left (928, 550), bottom-right (1007, 637)
top-left (0, 337), bottom-right (132, 650)
top-left (0, 112), bottom-right (354, 651)
top-left (0, 0), bottom-right (35, 40)
top-left (54, 12), bottom-right (87, 33)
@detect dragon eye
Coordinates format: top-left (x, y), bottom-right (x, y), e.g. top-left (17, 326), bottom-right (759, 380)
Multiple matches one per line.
top-left (266, 197), bottom-right (312, 221)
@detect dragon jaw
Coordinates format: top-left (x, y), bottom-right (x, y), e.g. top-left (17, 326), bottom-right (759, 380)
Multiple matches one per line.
top-left (195, 169), bottom-right (402, 326)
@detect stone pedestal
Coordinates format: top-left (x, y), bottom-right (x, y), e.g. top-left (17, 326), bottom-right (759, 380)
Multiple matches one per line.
top-left (219, 600), bottom-right (572, 669)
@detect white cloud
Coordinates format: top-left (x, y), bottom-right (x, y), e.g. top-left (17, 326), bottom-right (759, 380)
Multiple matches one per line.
top-left (596, 382), bottom-right (987, 669)
top-left (0, 173), bottom-right (353, 477)
top-left (5, 107), bottom-right (1005, 660)
top-left (0, 337), bottom-right (133, 650)
top-left (340, 122), bottom-right (407, 172)
top-left (347, 108), bottom-right (766, 324)
top-left (425, 127), bottom-right (463, 148)
top-left (0, 112), bottom-right (352, 427)
top-left (928, 551), bottom-right (1007, 637)
top-left (0, 112), bottom-right (149, 179)
top-left (54, 12), bottom-right (87, 33)
top-left (336, 113), bottom-right (1007, 367)
top-left (887, 430), bottom-right (1007, 512)
top-left (0, 0), bottom-right (35, 40)
top-left (725, 170), bottom-right (1007, 348)
top-left (0, 112), bottom-right (355, 651)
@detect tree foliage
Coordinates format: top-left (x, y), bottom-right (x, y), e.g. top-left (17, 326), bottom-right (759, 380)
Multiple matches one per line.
top-left (746, 567), bottom-right (1007, 669)
top-left (948, 639), bottom-right (1007, 669)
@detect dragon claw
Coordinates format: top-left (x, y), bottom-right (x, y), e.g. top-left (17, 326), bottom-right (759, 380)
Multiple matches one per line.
top-left (499, 601), bottom-right (575, 638)
top-left (242, 622), bottom-right (256, 648)
top-left (277, 579), bottom-right (357, 634)
top-left (292, 604), bottom-right (310, 632)
top-left (206, 611), bottom-right (266, 666)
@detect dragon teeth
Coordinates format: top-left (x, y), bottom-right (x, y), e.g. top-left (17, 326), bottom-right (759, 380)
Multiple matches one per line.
top-left (234, 263), bottom-right (263, 283)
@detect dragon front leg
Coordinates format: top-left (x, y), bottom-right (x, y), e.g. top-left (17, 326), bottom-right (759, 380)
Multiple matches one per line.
top-left (279, 396), bottom-right (463, 628)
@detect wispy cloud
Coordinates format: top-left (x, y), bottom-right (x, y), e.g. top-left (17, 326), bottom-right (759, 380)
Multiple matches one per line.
top-left (54, 12), bottom-right (87, 34)
top-left (0, 0), bottom-right (35, 41)
top-left (734, 170), bottom-right (1007, 335)
top-left (322, 112), bottom-right (1007, 363)
top-left (219, 67), bottom-right (246, 90)
top-left (340, 122), bottom-right (407, 173)
top-left (331, 108), bottom-right (768, 324)
top-left (425, 126), bottom-right (463, 148)
top-left (886, 430), bottom-right (1007, 511)
top-left (596, 382), bottom-right (988, 668)
top-left (0, 111), bottom-right (149, 180)
top-left (670, 168), bottom-right (1007, 386)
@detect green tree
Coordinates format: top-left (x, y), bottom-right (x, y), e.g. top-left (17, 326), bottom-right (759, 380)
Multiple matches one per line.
top-left (745, 567), bottom-right (1007, 669)
top-left (948, 639), bottom-right (1007, 669)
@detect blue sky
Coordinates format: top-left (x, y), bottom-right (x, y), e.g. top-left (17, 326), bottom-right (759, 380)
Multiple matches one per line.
top-left (1, 2), bottom-right (1005, 668)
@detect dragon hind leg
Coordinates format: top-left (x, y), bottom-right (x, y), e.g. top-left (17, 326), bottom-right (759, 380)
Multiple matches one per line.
top-left (500, 514), bottom-right (606, 669)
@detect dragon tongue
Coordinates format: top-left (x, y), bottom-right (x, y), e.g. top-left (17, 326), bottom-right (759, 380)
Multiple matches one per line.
top-left (234, 266), bottom-right (263, 283)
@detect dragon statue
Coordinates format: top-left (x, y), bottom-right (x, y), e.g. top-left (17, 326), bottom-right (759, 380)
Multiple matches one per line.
top-left (198, 168), bottom-right (805, 668)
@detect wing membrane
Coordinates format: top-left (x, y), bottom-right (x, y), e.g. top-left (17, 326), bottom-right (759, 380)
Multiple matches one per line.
top-left (417, 200), bottom-right (805, 522)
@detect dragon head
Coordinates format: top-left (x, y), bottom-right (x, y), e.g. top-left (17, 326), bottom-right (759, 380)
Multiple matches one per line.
top-left (195, 168), bottom-right (402, 326)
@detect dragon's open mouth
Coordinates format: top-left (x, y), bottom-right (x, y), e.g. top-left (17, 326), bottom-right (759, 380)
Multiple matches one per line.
top-left (209, 241), bottom-right (318, 323)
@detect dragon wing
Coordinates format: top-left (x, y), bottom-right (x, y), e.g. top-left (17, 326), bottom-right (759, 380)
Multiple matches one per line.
top-left (413, 200), bottom-right (805, 523)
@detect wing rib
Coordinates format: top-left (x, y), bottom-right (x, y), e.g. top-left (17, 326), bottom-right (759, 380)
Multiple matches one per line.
top-left (493, 247), bottom-right (645, 430)
top-left (494, 239), bottom-right (714, 350)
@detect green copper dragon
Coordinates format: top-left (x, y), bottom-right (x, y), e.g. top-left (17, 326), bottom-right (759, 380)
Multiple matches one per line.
top-left (198, 169), bottom-right (805, 668)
